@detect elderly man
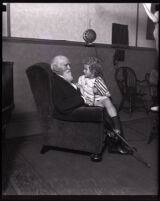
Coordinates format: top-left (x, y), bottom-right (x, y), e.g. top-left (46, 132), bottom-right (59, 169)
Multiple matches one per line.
top-left (51, 55), bottom-right (86, 115)
top-left (50, 55), bottom-right (130, 155)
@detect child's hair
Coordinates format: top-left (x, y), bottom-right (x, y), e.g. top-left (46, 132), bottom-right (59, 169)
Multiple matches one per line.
top-left (90, 63), bottom-right (103, 78)
top-left (82, 56), bottom-right (101, 66)
top-left (82, 56), bottom-right (105, 79)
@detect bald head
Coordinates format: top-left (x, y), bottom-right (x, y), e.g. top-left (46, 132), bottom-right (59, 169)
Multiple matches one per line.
top-left (51, 55), bottom-right (70, 75)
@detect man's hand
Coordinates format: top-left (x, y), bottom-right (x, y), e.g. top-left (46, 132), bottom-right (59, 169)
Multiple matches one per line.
top-left (85, 97), bottom-right (94, 106)
top-left (76, 83), bottom-right (84, 94)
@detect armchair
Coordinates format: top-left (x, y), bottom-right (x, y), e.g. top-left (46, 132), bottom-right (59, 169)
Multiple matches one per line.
top-left (115, 66), bottom-right (149, 114)
top-left (26, 63), bottom-right (108, 161)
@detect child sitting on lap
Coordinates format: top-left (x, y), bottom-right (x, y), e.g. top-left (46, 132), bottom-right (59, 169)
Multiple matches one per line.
top-left (77, 56), bottom-right (122, 136)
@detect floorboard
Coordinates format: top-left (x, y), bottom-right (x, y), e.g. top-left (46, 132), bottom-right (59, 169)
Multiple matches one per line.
top-left (2, 111), bottom-right (159, 195)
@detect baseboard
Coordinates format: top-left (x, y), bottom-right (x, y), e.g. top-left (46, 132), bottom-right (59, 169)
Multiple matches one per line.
top-left (9, 111), bottom-right (41, 122)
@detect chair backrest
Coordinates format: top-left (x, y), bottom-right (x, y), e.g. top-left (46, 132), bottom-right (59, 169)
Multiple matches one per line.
top-left (115, 67), bottom-right (137, 96)
top-left (26, 63), bottom-right (54, 118)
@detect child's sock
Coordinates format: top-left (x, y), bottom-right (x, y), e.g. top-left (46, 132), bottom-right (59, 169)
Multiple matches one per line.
top-left (112, 116), bottom-right (121, 131)
top-left (112, 116), bottom-right (125, 138)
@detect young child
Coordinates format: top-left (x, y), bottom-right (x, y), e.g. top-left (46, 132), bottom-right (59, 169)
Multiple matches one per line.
top-left (77, 56), bottom-right (122, 136)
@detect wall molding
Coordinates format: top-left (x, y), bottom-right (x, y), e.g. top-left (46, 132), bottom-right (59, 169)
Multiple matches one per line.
top-left (2, 36), bottom-right (156, 51)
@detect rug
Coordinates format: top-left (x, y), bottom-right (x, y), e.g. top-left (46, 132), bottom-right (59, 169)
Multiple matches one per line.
top-left (2, 152), bottom-right (57, 195)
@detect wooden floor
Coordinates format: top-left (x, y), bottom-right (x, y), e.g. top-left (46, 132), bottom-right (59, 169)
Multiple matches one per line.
top-left (2, 110), bottom-right (159, 196)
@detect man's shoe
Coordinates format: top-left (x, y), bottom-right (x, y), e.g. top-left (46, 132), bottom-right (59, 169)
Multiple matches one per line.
top-left (108, 142), bottom-right (132, 155)
top-left (116, 144), bottom-right (131, 155)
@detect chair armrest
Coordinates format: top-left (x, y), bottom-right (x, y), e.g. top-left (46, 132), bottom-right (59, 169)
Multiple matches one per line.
top-left (53, 106), bottom-right (105, 122)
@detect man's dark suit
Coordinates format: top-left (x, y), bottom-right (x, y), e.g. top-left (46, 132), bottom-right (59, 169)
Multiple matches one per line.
top-left (52, 72), bottom-right (85, 115)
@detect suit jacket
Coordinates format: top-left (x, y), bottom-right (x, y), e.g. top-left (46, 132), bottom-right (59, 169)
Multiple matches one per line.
top-left (52, 72), bottom-right (85, 115)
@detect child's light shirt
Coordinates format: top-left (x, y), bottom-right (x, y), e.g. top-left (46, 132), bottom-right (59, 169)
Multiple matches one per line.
top-left (78, 75), bottom-right (111, 105)
top-left (78, 75), bottom-right (95, 105)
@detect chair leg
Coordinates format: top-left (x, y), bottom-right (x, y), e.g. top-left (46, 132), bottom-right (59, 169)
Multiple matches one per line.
top-left (90, 153), bottom-right (102, 162)
top-left (129, 96), bottom-right (132, 113)
top-left (129, 96), bottom-right (135, 113)
top-left (142, 101), bottom-right (149, 115)
top-left (40, 145), bottom-right (51, 154)
top-left (145, 107), bottom-right (149, 115)
top-left (147, 119), bottom-right (158, 144)
top-left (147, 130), bottom-right (157, 144)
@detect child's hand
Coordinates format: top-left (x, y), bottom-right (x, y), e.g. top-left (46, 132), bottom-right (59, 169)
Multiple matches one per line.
top-left (76, 83), bottom-right (82, 89)
top-left (93, 87), bottom-right (101, 95)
